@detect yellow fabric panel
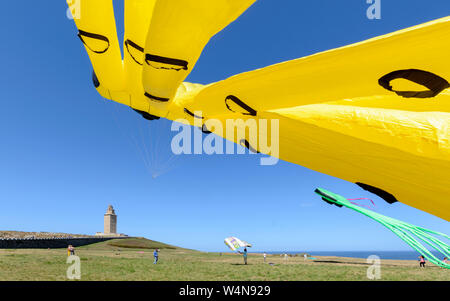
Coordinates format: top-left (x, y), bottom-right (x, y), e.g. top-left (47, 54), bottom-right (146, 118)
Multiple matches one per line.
top-left (141, 0), bottom-right (256, 102)
top-left (124, 0), bottom-right (156, 112)
top-left (184, 17), bottom-right (450, 117)
top-left (272, 103), bottom-right (450, 161)
top-left (193, 111), bottom-right (450, 220)
top-left (325, 92), bottom-right (450, 112)
top-left (166, 82), bottom-right (207, 120)
top-left (270, 110), bottom-right (450, 221)
top-left (68, 0), bottom-right (125, 90)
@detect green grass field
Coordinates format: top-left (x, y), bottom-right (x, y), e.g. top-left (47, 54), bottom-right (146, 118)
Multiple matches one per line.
top-left (0, 238), bottom-right (448, 281)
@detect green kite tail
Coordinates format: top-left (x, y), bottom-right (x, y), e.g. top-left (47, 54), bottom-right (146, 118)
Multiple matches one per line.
top-left (315, 188), bottom-right (450, 269)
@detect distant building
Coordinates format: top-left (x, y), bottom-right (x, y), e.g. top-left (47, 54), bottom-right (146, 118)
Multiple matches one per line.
top-left (104, 205), bottom-right (117, 234)
top-left (95, 205), bottom-right (127, 237)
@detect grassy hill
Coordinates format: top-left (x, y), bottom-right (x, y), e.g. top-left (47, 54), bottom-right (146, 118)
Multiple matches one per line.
top-left (80, 237), bottom-right (183, 251)
top-left (0, 231), bottom-right (186, 251)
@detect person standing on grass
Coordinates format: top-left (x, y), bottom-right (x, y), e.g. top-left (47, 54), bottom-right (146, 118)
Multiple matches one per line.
top-left (243, 248), bottom-right (248, 265)
top-left (419, 255), bottom-right (426, 268)
top-left (153, 249), bottom-right (159, 264)
top-left (67, 245), bottom-right (75, 256)
top-left (263, 253), bottom-right (267, 263)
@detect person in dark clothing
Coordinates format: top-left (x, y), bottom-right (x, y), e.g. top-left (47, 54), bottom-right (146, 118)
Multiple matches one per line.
top-left (153, 249), bottom-right (159, 264)
top-left (419, 255), bottom-right (426, 267)
top-left (243, 248), bottom-right (248, 265)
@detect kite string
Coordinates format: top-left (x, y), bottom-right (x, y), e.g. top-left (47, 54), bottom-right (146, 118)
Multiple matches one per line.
top-left (347, 198), bottom-right (376, 209)
top-left (102, 96), bottom-right (153, 175)
top-left (102, 96), bottom-right (182, 179)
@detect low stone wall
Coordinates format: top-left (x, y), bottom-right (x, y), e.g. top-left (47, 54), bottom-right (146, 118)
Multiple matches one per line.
top-left (0, 237), bottom-right (129, 249)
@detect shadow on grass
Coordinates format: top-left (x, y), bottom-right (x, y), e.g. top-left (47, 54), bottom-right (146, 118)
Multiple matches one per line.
top-left (313, 260), bottom-right (371, 266)
top-left (315, 260), bottom-right (442, 269)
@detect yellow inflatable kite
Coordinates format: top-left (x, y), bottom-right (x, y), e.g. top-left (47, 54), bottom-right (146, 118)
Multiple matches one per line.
top-left (67, 1), bottom-right (450, 221)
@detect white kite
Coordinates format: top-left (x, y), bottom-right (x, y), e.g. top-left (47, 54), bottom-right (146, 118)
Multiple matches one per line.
top-left (224, 237), bottom-right (252, 251)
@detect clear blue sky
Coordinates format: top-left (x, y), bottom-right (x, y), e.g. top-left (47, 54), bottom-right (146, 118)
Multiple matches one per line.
top-left (0, 1), bottom-right (448, 252)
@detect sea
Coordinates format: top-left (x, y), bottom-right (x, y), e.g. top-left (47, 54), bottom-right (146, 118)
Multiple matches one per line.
top-left (261, 251), bottom-right (445, 260)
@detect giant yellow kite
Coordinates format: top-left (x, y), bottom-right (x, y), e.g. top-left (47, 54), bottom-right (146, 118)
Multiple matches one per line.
top-left (67, 0), bottom-right (450, 221)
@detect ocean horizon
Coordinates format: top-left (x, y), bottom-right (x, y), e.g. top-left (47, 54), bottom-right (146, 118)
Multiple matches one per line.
top-left (249, 251), bottom-right (445, 261)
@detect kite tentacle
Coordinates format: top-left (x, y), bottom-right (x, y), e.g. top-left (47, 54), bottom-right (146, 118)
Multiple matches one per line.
top-left (315, 188), bottom-right (450, 269)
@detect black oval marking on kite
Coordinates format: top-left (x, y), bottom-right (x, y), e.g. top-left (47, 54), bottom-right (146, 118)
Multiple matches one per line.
top-left (378, 69), bottom-right (449, 98)
top-left (92, 70), bottom-right (100, 88)
top-left (133, 109), bottom-right (160, 121)
top-left (225, 95), bottom-right (257, 116)
top-left (145, 54), bottom-right (188, 71)
top-left (355, 183), bottom-right (398, 204)
top-left (240, 139), bottom-right (260, 154)
top-left (200, 124), bottom-right (212, 134)
top-left (144, 92), bottom-right (170, 102)
top-left (77, 30), bottom-right (110, 54)
top-left (185, 109), bottom-right (210, 133)
top-left (184, 108), bottom-right (204, 119)
top-left (125, 39), bottom-right (144, 65)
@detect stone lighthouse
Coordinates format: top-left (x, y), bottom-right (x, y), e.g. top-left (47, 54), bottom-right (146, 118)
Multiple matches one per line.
top-left (104, 205), bottom-right (117, 235)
